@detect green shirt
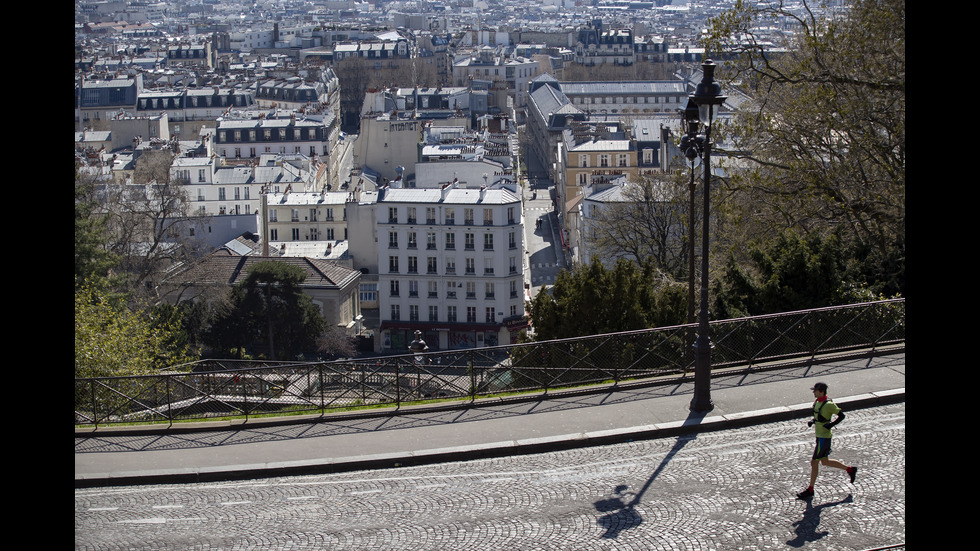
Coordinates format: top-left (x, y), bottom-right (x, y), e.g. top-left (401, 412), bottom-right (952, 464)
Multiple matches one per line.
top-left (812, 398), bottom-right (841, 438)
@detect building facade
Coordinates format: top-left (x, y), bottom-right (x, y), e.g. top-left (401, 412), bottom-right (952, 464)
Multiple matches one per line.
top-left (375, 184), bottom-right (527, 352)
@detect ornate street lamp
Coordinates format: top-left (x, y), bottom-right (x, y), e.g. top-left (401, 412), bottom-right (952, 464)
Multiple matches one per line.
top-left (687, 60), bottom-right (726, 413)
top-left (681, 99), bottom-right (702, 328)
top-left (680, 98), bottom-right (703, 372)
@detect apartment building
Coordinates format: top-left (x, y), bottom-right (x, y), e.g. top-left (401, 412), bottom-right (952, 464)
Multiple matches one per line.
top-left (452, 48), bottom-right (541, 108)
top-left (376, 183), bottom-right (527, 352)
top-left (264, 188), bottom-right (349, 243)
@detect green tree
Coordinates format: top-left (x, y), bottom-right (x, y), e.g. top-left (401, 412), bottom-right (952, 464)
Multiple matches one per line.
top-left (526, 259), bottom-right (687, 341)
top-left (75, 285), bottom-right (194, 378)
top-left (208, 261), bottom-right (326, 360)
top-left (712, 229), bottom-right (897, 319)
top-left (75, 165), bottom-right (117, 289)
top-left (705, 0), bottom-right (905, 260)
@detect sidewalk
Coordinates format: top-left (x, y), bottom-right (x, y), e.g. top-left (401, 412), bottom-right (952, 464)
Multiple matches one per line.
top-left (74, 352), bottom-right (905, 488)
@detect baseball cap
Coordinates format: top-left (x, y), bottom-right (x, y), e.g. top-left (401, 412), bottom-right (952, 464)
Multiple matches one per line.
top-left (810, 382), bottom-right (828, 392)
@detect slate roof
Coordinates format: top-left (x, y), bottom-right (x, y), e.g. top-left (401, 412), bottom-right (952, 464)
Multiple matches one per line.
top-left (167, 255), bottom-right (359, 290)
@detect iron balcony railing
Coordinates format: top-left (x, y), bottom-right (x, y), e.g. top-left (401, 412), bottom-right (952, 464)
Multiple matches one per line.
top-left (74, 299), bottom-right (904, 428)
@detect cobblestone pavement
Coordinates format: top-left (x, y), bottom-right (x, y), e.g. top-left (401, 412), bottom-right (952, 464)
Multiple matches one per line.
top-left (75, 403), bottom-right (904, 551)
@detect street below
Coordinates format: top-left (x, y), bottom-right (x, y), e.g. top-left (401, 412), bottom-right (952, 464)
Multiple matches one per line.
top-left (75, 403), bottom-right (904, 551)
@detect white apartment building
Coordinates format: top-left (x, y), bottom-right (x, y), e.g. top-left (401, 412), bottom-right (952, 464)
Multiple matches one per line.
top-left (376, 184), bottom-right (528, 352)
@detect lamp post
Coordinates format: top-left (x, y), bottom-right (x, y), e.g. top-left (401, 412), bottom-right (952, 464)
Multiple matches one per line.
top-left (680, 98), bottom-right (702, 372)
top-left (686, 60), bottom-right (726, 413)
top-left (681, 99), bottom-right (701, 328)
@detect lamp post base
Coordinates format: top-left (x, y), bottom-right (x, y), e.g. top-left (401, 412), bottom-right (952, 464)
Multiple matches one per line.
top-left (689, 396), bottom-right (714, 413)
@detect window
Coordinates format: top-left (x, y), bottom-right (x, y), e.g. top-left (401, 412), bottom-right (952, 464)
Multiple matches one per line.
top-left (445, 208), bottom-right (455, 225)
top-left (388, 207), bottom-right (398, 223)
top-left (484, 257), bottom-right (494, 275)
top-left (407, 256), bottom-right (418, 273)
top-left (391, 304), bottom-right (400, 320)
top-left (291, 209), bottom-right (300, 222)
top-left (428, 281), bottom-right (439, 298)
top-left (388, 231), bottom-right (399, 248)
top-left (360, 283), bottom-right (378, 302)
top-left (407, 232), bottom-right (417, 249)
top-left (510, 279), bottom-right (519, 298)
top-left (510, 256), bottom-right (518, 274)
top-left (446, 281), bottom-right (457, 298)
top-left (445, 258), bottom-right (456, 274)
top-left (309, 208), bottom-right (317, 221)
top-left (218, 188), bottom-right (226, 201)
top-left (484, 233), bottom-right (494, 250)
top-left (291, 228), bottom-right (299, 241)
top-left (426, 232), bottom-right (437, 249)
top-left (465, 233), bottom-right (475, 250)
top-left (445, 232), bottom-right (456, 250)
top-left (407, 207), bottom-right (417, 224)
top-left (465, 258), bottom-right (475, 275)
top-left (409, 280), bottom-right (419, 297)
top-left (447, 305), bottom-right (457, 322)
top-left (486, 307), bottom-right (496, 322)
top-left (426, 207), bottom-right (437, 224)
top-left (617, 153), bottom-right (629, 167)
top-left (270, 209), bottom-right (278, 222)
top-left (390, 280), bottom-right (400, 296)
top-left (270, 228), bottom-right (278, 240)
top-left (429, 306), bottom-right (439, 322)
top-left (507, 207), bottom-right (516, 224)
top-left (409, 305), bottom-right (419, 321)
top-left (509, 232), bottom-right (517, 249)
top-left (389, 256), bottom-right (399, 273)
top-left (485, 282), bottom-right (495, 299)
top-left (467, 306), bottom-right (477, 322)
top-left (427, 257), bottom-right (438, 274)
top-left (483, 208), bottom-right (494, 226)
top-left (466, 281), bottom-right (476, 299)
top-left (464, 208), bottom-right (474, 225)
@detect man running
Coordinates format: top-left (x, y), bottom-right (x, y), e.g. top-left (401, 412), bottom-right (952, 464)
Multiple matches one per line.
top-left (797, 382), bottom-right (858, 499)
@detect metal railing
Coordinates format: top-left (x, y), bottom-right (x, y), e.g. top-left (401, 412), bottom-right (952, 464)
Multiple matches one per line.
top-left (74, 299), bottom-right (904, 428)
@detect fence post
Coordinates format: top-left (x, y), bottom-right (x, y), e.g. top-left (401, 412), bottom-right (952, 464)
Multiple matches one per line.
top-left (469, 354), bottom-right (476, 400)
top-left (166, 375), bottom-right (173, 425)
top-left (243, 371), bottom-right (249, 422)
top-left (394, 359), bottom-right (401, 406)
top-left (90, 380), bottom-right (98, 429)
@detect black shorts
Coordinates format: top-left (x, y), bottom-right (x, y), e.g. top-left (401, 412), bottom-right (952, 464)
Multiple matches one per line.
top-left (811, 437), bottom-right (832, 461)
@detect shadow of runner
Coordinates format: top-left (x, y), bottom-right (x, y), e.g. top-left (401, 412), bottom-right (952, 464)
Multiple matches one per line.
top-left (787, 494), bottom-right (853, 547)
top-left (594, 410), bottom-right (707, 539)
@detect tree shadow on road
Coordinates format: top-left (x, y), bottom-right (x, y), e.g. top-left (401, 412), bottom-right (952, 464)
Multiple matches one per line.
top-left (594, 410), bottom-right (706, 539)
top-left (787, 494), bottom-right (853, 547)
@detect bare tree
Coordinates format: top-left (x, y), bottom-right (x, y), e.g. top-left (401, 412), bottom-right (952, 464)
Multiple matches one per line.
top-left (101, 148), bottom-right (210, 300)
top-left (585, 172), bottom-right (691, 277)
